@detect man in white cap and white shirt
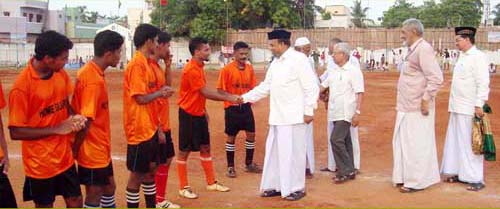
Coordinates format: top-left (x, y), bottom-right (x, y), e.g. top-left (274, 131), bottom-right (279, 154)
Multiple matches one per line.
top-left (294, 37), bottom-right (318, 179)
top-left (242, 29), bottom-right (318, 201)
top-left (319, 38), bottom-right (362, 174)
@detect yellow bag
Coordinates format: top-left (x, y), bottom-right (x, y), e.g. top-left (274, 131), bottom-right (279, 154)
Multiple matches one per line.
top-left (472, 117), bottom-right (483, 155)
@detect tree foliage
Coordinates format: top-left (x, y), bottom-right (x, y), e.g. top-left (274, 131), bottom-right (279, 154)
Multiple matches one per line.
top-left (351, 0), bottom-right (369, 28)
top-left (494, 3), bottom-right (500, 25)
top-left (382, 0), bottom-right (482, 28)
top-left (150, 0), bottom-right (320, 43)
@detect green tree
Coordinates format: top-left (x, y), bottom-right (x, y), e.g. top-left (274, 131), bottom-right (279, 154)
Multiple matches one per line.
top-left (149, 0), bottom-right (319, 43)
top-left (351, 0), bottom-right (369, 28)
top-left (381, 0), bottom-right (418, 28)
top-left (437, 0), bottom-right (482, 27)
top-left (418, 0), bottom-right (444, 28)
top-left (494, 3), bottom-right (500, 25)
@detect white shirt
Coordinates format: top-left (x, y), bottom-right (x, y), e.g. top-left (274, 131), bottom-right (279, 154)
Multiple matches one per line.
top-left (321, 61), bottom-right (364, 122)
top-left (242, 48), bottom-right (319, 125)
top-left (449, 46), bottom-right (490, 116)
top-left (321, 54), bottom-right (360, 82)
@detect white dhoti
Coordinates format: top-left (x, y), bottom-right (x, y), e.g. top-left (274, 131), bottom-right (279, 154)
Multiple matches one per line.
top-left (392, 110), bottom-right (440, 189)
top-left (441, 113), bottom-right (484, 183)
top-left (260, 124), bottom-right (307, 197)
top-left (305, 122), bottom-right (315, 173)
top-left (327, 122), bottom-right (360, 171)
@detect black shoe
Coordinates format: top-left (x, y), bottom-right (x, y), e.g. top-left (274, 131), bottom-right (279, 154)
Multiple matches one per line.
top-left (305, 169), bottom-right (313, 179)
top-left (226, 167), bottom-right (236, 178)
top-left (261, 190), bottom-right (281, 197)
top-left (284, 191), bottom-right (306, 201)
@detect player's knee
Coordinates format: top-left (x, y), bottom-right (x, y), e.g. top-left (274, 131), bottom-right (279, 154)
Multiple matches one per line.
top-left (246, 132), bottom-right (256, 141)
top-left (200, 145), bottom-right (211, 155)
top-left (66, 196), bottom-right (83, 208)
top-left (226, 137), bottom-right (236, 144)
top-left (104, 180), bottom-right (116, 195)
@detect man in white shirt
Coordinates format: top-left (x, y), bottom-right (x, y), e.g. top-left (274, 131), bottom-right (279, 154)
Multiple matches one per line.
top-left (319, 42), bottom-right (364, 183)
top-left (294, 37), bottom-right (318, 179)
top-left (242, 29), bottom-right (318, 201)
top-left (319, 38), bottom-right (362, 174)
top-left (441, 27), bottom-right (490, 192)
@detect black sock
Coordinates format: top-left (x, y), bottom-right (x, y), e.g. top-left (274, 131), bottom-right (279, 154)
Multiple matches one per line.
top-left (83, 202), bottom-right (100, 208)
top-left (226, 142), bottom-right (235, 167)
top-left (126, 188), bottom-right (140, 208)
top-left (142, 182), bottom-right (157, 208)
top-left (245, 140), bottom-right (255, 166)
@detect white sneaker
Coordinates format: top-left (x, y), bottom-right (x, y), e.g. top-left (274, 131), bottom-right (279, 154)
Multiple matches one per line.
top-left (206, 181), bottom-right (230, 192)
top-left (156, 200), bottom-right (181, 208)
top-left (179, 186), bottom-right (198, 199)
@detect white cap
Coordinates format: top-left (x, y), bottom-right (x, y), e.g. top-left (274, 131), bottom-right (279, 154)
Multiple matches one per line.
top-left (294, 37), bottom-right (310, 47)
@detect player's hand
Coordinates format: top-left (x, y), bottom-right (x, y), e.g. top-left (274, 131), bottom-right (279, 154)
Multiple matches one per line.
top-left (71, 114), bottom-right (87, 131)
top-left (0, 157), bottom-right (9, 174)
top-left (351, 113), bottom-right (360, 127)
top-left (304, 115), bottom-right (314, 124)
top-left (475, 106), bottom-right (484, 118)
top-left (56, 116), bottom-right (81, 135)
top-left (158, 129), bottom-right (166, 144)
top-left (234, 95), bottom-right (244, 104)
top-left (421, 99), bottom-right (429, 116)
top-left (159, 86), bottom-right (175, 98)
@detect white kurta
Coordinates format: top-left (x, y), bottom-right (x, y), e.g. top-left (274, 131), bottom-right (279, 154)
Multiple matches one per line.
top-left (242, 47), bottom-right (319, 197)
top-left (441, 46), bottom-right (490, 184)
top-left (305, 54), bottom-right (319, 174)
top-left (392, 109), bottom-right (440, 189)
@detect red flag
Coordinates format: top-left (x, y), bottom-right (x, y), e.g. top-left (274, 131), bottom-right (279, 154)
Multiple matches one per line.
top-left (160, 0), bottom-right (168, 6)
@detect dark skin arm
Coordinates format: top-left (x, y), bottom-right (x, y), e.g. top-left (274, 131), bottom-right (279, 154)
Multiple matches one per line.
top-left (133, 86), bottom-right (174, 105)
top-left (0, 113), bottom-right (10, 174)
top-left (9, 114), bottom-right (86, 140)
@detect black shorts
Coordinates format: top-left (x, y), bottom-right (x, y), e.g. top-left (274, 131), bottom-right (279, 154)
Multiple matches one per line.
top-left (224, 103), bottom-right (255, 136)
top-left (159, 131), bottom-right (175, 163)
top-left (78, 162), bottom-right (114, 186)
top-left (178, 108), bottom-right (210, 152)
top-left (127, 133), bottom-right (160, 173)
top-left (23, 164), bottom-right (81, 205)
top-left (0, 165), bottom-right (17, 208)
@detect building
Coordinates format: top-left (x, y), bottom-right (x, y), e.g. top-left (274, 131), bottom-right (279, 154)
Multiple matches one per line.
top-left (64, 7), bottom-right (108, 39)
top-left (96, 23), bottom-right (132, 61)
top-left (314, 5), bottom-right (353, 29)
top-left (0, 0), bottom-right (65, 42)
top-left (127, 0), bottom-right (153, 35)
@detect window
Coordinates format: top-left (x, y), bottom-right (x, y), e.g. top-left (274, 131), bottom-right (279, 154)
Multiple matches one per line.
top-left (23, 13), bottom-right (27, 17)
top-left (29, 13), bottom-right (33, 22)
top-left (66, 16), bottom-right (72, 21)
top-left (36, 14), bottom-right (42, 22)
top-left (59, 14), bottom-right (62, 18)
top-left (3, 11), bottom-right (10, 16)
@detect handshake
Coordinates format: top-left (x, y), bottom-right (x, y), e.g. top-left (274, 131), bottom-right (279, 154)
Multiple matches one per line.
top-left (228, 94), bottom-right (244, 104)
top-left (56, 114), bottom-right (88, 135)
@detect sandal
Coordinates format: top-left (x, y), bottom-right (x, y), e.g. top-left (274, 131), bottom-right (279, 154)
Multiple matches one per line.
top-left (399, 187), bottom-right (423, 193)
top-left (466, 183), bottom-right (485, 191)
top-left (444, 176), bottom-right (459, 183)
top-left (334, 175), bottom-right (349, 184)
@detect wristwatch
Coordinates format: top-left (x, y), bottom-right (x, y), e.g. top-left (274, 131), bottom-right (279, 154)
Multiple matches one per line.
top-left (355, 110), bottom-right (361, 115)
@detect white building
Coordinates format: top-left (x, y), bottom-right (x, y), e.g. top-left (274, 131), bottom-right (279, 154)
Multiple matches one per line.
top-left (0, 0), bottom-right (64, 42)
top-left (315, 5), bottom-right (353, 28)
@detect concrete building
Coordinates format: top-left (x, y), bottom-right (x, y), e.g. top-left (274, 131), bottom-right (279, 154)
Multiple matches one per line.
top-left (0, 0), bottom-right (64, 42)
top-left (315, 5), bottom-right (353, 28)
top-left (64, 7), bottom-right (108, 39)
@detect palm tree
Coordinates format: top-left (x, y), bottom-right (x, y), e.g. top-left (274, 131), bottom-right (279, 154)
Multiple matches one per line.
top-left (351, 0), bottom-right (369, 28)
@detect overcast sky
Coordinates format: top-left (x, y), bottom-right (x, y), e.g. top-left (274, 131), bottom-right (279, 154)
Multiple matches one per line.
top-left (48, 0), bottom-right (499, 20)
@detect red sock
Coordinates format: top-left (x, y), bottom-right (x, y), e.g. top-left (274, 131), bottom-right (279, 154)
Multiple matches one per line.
top-left (200, 153), bottom-right (215, 185)
top-left (176, 159), bottom-right (188, 189)
top-left (155, 164), bottom-right (169, 203)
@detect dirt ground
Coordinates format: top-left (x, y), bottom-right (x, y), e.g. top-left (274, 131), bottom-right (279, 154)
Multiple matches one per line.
top-left (1, 68), bottom-right (499, 208)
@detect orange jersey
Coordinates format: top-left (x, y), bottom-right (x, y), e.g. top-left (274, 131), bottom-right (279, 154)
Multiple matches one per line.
top-left (123, 52), bottom-right (158, 145)
top-left (177, 59), bottom-right (206, 116)
top-left (217, 61), bottom-right (256, 108)
top-left (148, 59), bottom-right (170, 131)
top-left (8, 58), bottom-right (74, 179)
top-left (0, 80), bottom-right (5, 161)
top-left (71, 61), bottom-right (111, 168)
